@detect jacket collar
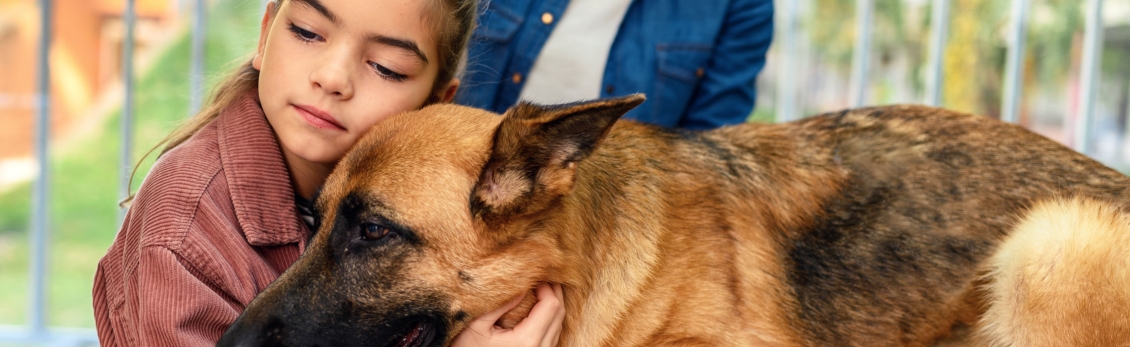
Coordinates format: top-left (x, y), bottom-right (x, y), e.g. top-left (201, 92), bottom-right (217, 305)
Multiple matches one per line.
top-left (216, 91), bottom-right (310, 247)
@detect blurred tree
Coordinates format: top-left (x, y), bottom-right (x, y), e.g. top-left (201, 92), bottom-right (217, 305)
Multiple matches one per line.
top-left (943, 0), bottom-right (1005, 116)
top-left (804, 0), bottom-right (1085, 118)
top-left (1029, 0), bottom-right (1083, 85)
top-left (808, 0), bottom-right (921, 74)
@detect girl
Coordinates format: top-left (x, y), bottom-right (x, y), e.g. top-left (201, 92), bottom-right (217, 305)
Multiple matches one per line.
top-left (93, 0), bottom-right (565, 346)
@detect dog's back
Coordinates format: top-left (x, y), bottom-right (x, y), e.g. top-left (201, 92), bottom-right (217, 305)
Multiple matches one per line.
top-left (572, 104), bottom-right (1130, 346)
top-left (700, 105), bottom-right (1130, 346)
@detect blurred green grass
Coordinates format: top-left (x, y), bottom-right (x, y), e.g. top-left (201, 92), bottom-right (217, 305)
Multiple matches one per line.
top-left (0, 0), bottom-right (262, 328)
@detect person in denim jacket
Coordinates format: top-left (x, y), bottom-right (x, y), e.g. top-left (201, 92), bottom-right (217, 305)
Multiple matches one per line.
top-left (455, 0), bottom-right (774, 130)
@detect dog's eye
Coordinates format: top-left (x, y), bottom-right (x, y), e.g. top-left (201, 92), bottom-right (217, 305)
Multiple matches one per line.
top-left (361, 223), bottom-right (394, 240)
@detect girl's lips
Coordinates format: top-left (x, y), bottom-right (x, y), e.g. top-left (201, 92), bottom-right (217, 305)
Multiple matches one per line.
top-left (294, 105), bottom-right (346, 131)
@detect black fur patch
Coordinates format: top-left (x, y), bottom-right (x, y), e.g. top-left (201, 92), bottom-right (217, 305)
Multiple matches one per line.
top-left (786, 173), bottom-right (992, 345)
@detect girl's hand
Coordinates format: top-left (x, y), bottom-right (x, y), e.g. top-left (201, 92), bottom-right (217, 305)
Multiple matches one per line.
top-left (451, 282), bottom-right (566, 347)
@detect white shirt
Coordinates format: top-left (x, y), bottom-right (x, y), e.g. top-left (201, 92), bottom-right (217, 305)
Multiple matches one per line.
top-left (518, 0), bottom-right (634, 104)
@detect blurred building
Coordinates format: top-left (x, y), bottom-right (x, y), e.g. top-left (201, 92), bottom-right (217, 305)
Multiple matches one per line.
top-left (0, 0), bottom-right (177, 162)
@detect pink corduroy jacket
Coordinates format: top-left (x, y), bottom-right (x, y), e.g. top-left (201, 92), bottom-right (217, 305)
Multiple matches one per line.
top-left (93, 92), bottom-right (312, 346)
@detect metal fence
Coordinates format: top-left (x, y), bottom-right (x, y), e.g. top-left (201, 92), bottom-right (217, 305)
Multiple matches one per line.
top-left (0, 0), bottom-right (1110, 345)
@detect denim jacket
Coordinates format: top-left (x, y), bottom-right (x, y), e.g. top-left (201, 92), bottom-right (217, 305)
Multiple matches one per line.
top-left (455, 0), bottom-right (774, 130)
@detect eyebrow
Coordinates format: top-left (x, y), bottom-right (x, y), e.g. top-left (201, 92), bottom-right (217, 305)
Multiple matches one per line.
top-left (291, 0), bottom-right (338, 24)
top-left (368, 35), bottom-right (430, 65)
top-left (290, 0), bottom-right (429, 65)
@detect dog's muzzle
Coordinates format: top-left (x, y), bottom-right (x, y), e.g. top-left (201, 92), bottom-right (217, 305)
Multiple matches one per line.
top-left (216, 314), bottom-right (442, 347)
top-left (215, 315), bottom-right (287, 347)
top-left (390, 319), bottom-right (438, 347)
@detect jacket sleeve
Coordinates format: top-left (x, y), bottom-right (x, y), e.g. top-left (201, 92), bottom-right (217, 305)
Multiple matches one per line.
top-left (127, 246), bottom-right (240, 346)
top-left (678, 0), bottom-right (774, 130)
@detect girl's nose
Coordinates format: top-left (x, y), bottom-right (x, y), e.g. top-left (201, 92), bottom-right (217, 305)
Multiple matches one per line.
top-left (310, 49), bottom-right (355, 99)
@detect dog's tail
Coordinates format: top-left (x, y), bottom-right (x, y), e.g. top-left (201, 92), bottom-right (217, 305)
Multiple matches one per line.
top-left (978, 197), bottom-right (1130, 347)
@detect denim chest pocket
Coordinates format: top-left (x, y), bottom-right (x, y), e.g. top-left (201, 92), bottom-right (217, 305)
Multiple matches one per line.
top-left (653, 43), bottom-right (713, 124)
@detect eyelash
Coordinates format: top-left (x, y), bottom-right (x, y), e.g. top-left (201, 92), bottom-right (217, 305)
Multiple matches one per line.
top-left (287, 23), bottom-right (322, 42)
top-left (371, 63), bottom-right (408, 82)
top-left (287, 22), bottom-right (409, 83)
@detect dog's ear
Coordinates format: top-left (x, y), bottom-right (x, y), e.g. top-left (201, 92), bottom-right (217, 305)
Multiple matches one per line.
top-left (472, 94), bottom-right (645, 223)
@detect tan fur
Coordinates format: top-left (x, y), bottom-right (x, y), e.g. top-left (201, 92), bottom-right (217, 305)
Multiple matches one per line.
top-left (980, 198), bottom-right (1130, 347)
top-left (219, 99), bottom-right (1130, 347)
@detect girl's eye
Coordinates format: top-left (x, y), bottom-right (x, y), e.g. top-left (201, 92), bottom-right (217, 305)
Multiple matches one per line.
top-left (287, 23), bottom-right (322, 42)
top-left (361, 222), bottom-right (395, 241)
top-left (370, 63), bottom-right (408, 82)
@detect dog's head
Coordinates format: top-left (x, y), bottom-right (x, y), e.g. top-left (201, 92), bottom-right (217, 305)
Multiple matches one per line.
top-left (217, 95), bottom-right (644, 347)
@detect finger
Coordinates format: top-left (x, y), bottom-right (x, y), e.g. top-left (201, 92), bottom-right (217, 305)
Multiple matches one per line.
top-left (551, 282), bottom-right (564, 303)
top-left (513, 283), bottom-right (562, 338)
top-left (550, 331), bottom-right (562, 347)
top-left (540, 283), bottom-right (566, 347)
top-left (469, 291), bottom-right (527, 330)
top-left (551, 283), bottom-right (566, 323)
top-left (539, 311), bottom-right (564, 347)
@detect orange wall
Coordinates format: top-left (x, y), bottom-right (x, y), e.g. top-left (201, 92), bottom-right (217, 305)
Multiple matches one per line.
top-left (57, 0), bottom-right (106, 114)
top-left (0, 0), bottom-right (173, 158)
top-left (0, 1), bottom-right (47, 159)
top-left (95, 0), bottom-right (172, 17)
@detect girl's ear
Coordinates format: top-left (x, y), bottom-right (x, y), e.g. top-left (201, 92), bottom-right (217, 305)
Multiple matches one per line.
top-left (252, 1), bottom-right (277, 71)
top-left (441, 78), bottom-right (461, 103)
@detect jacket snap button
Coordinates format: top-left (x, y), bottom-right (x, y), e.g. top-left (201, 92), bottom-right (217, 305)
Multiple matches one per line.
top-left (511, 73), bottom-right (523, 84)
top-left (541, 12), bottom-right (554, 25)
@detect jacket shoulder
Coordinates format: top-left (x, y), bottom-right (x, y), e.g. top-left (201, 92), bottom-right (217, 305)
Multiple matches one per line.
top-left (124, 122), bottom-right (229, 249)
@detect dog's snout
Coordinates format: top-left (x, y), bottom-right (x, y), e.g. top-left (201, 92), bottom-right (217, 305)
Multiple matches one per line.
top-left (216, 315), bottom-right (286, 347)
top-left (215, 318), bottom-right (252, 347)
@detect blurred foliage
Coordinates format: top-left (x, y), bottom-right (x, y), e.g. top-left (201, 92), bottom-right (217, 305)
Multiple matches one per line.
top-left (0, 0), bottom-right (262, 327)
top-left (943, 0), bottom-right (1005, 115)
top-left (806, 0), bottom-right (1087, 116)
top-left (0, 184), bottom-right (29, 233)
top-left (1029, 0), bottom-right (1084, 84)
top-left (808, 0), bottom-right (927, 73)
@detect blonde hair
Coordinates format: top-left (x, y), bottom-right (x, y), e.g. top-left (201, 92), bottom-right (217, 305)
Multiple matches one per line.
top-left (122, 0), bottom-right (478, 206)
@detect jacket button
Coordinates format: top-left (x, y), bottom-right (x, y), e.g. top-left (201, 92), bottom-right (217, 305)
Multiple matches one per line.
top-left (605, 85), bottom-right (615, 94)
top-left (511, 73), bottom-right (523, 84)
top-left (541, 12), bottom-right (554, 25)
top-left (695, 67), bottom-right (705, 78)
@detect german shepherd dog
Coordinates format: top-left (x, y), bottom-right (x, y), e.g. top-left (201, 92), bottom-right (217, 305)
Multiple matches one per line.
top-left (218, 95), bottom-right (1130, 347)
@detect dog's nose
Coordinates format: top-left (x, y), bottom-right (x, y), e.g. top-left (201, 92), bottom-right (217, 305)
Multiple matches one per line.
top-left (215, 316), bottom-right (280, 347)
top-left (215, 319), bottom-right (252, 347)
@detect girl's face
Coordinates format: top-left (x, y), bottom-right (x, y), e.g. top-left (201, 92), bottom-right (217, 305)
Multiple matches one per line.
top-left (253, 0), bottom-right (458, 165)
